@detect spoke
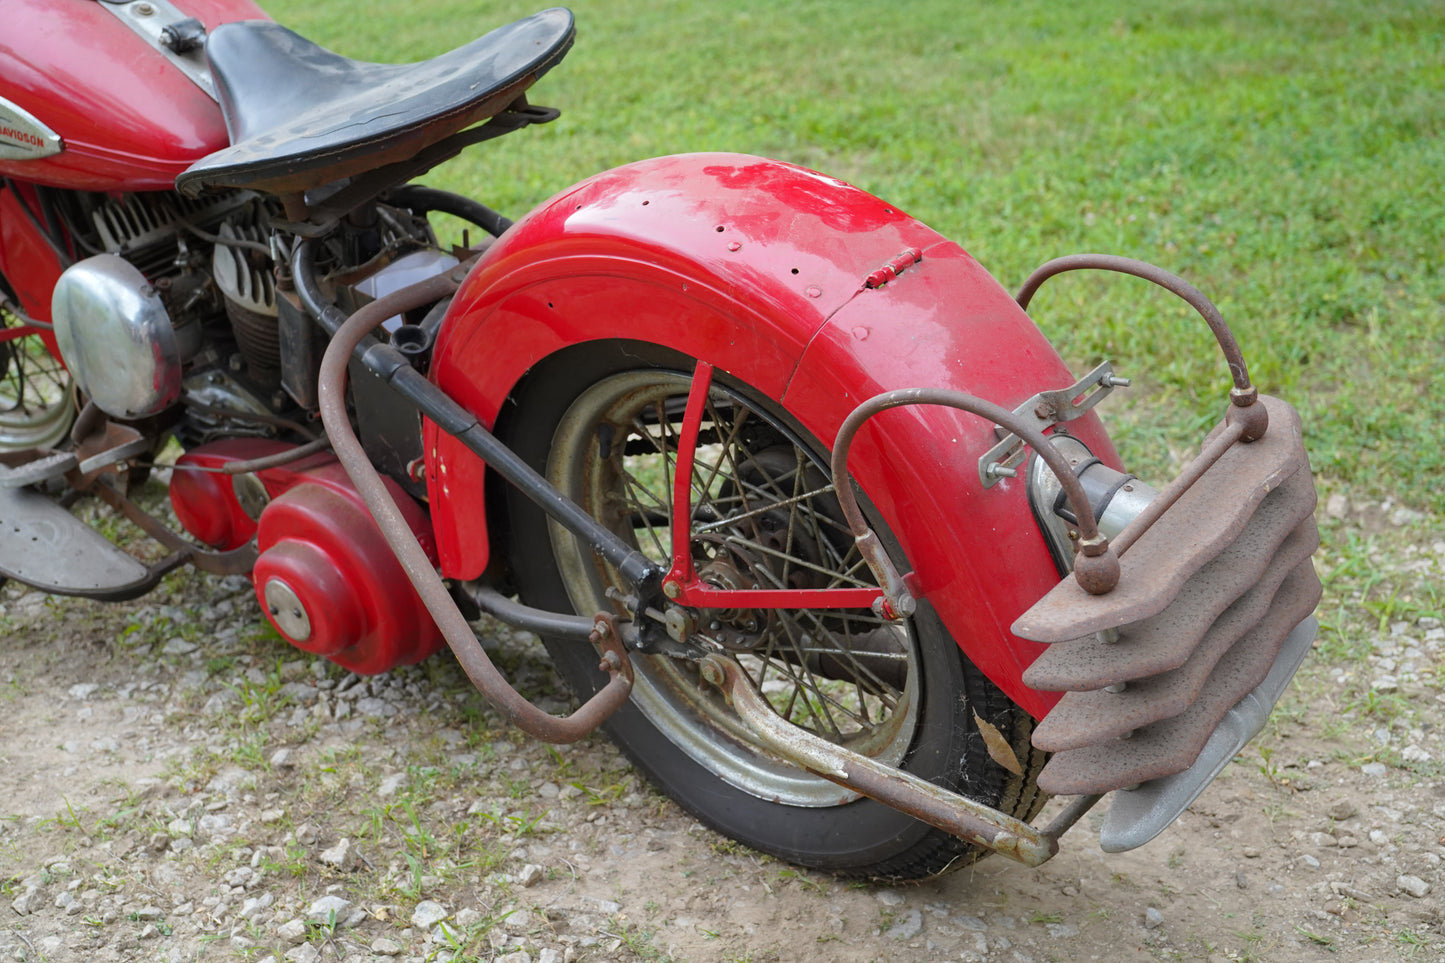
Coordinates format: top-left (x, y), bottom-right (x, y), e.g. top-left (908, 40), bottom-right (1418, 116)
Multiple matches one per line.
top-left (718, 533), bottom-right (874, 588)
top-left (653, 401), bottom-right (675, 511)
top-left (693, 398), bottom-right (749, 504)
top-left (692, 484), bottom-right (837, 535)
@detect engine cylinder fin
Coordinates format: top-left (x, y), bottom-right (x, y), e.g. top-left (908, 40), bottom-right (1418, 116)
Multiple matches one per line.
top-left (1022, 475), bottom-right (1318, 691)
top-left (1013, 396), bottom-right (1308, 643)
top-left (213, 216), bottom-right (280, 375)
top-left (90, 190), bottom-right (249, 255)
top-left (1034, 560), bottom-right (1322, 796)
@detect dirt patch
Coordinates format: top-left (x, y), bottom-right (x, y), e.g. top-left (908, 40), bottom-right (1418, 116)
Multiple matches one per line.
top-left (2, 487), bottom-right (1443, 963)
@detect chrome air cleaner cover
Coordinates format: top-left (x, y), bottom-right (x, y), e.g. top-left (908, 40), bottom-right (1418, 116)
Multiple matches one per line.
top-left (52, 253), bottom-right (182, 419)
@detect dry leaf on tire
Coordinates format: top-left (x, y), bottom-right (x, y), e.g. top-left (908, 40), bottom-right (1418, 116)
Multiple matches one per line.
top-left (973, 710), bottom-right (1023, 775)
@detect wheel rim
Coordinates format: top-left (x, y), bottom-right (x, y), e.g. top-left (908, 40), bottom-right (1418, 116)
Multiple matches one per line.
top-left (546, 369), bottom-right (919, 807)
top-left (0, 298), bottom-right (74, 450)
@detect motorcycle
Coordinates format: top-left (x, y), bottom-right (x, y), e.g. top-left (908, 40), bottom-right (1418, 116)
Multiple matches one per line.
top-left (0, 0), bottom-right (1320, 880)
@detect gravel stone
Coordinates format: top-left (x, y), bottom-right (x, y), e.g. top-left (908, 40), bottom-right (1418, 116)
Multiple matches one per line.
top-left (1397, 875), bottom-right (1432, 898)
top-left (884, 908), bottom-right (923, 940)
top-left (11, 888), bottom-right (39, 915)
top-left (308, 895), bottom-right (354, 924)
top-left (496, 952), bottom-right (532, 963)
top-left (319, 837), bottom-right (358, 872)
top-left (411, 900), bottom-right (449, 929)
top-left (284, 944), bottom-right (320, 963)
top-left (276, 919), bottom-right (308, 943)
top-left (355, 697), bottom-right (398, 718)
top-left (1143, 908), bottom-right (1164, 930)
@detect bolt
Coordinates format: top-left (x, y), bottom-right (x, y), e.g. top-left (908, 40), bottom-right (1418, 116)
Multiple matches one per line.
top-left (1106, 375), bottom-right (1132, 388)
top-left (699, 660), bottom-right (725, 687)
top-left (1105, 682), bottom-right (1127, 694)
top-left (592, 618), bottom-right (610, 638)
top-left (134, 2), bottom-right (155, 14)
top-left (985, 463), bottom-right (1018, 480)
top-left (662, 580), bottom-right (682, 599)
top-left (268, 605), bottom-right (279, 616)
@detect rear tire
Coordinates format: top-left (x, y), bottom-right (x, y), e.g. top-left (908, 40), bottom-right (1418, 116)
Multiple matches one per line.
top-left (500, 342), bottom-right (1046, 879)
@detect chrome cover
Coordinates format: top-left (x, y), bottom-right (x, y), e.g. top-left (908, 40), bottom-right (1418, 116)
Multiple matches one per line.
top-left (0, 95), bottom-right (63, 161)
top-left (1028, 433), bottom-right (1158, 572)
top-left (52, 254), bottom-right (182, 419)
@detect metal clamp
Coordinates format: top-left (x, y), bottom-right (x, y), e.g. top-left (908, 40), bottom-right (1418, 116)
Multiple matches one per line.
top-left (978, 362), bottom-right (1127, 489)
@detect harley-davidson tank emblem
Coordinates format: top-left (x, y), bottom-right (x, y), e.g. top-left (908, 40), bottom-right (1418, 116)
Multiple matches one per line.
top-left (0, 96), bottom-right (63, 161)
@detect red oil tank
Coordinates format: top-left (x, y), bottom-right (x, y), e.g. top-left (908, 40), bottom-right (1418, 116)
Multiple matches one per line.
top-left (0, 0), bottom-right (267, 191)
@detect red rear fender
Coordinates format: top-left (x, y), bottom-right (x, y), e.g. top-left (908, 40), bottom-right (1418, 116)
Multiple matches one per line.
top-left (426, 153), bottom-right (1118, 717)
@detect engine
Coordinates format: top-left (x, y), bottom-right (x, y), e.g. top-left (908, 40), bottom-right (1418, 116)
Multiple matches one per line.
top-left (47, 188), bottom-right (440, 448)
top-left (49, 189), bottom-right (287, 443)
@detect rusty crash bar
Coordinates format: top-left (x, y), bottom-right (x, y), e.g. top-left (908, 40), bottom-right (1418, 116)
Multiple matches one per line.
top-left (699, 654), bottom-right (1098, 867)
top-left (310, 262), bottom-right (637, 744)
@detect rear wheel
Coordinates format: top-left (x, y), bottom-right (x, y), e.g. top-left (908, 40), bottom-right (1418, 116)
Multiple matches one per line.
top-left (501, 342), bottom-right (1046, 879)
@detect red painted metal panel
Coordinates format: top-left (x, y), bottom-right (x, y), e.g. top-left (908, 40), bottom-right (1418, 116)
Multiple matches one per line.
top-left (0, 0), bottom-right (267, 190)
top-left (784, 241), bottom-right (1120, 717)
top-left (0, 182), bottom-right (65, 357)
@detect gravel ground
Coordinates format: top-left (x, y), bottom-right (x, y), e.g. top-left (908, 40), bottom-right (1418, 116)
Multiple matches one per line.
top-left (2, 484), bottom-right (1443, 963)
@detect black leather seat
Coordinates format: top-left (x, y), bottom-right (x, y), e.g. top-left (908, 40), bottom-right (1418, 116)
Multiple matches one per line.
top-left (177, 8), bottom-right (573, 198)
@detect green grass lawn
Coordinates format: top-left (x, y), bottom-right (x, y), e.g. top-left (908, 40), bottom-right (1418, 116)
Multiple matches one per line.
top-left (264, 0), bottom-right (1444, 508)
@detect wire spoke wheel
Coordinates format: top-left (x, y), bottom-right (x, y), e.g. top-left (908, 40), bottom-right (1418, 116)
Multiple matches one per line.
top-left (0, 282), bottom-right (75, 450)
top-left (546, 369), bottom-right (917, 806)
top-left (503, 343), bottom-right (1047, 879)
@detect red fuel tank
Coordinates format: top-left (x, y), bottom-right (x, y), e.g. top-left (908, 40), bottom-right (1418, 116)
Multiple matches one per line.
top-left (0, 0), bottom-right (267, 191)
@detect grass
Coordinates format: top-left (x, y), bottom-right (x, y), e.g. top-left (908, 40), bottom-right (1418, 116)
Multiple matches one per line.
top-left (260, 0), bottom-right (1445, 506)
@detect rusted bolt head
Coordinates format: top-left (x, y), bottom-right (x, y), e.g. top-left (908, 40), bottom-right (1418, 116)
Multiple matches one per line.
top-left (592, 618), bottom-right (611, 638)
top-left (1073, 547), bottom-right (1120, 595)
top-left (662, 580), bottom-right (682, 599)
top-left (699, 659), bottom-right (725, 687)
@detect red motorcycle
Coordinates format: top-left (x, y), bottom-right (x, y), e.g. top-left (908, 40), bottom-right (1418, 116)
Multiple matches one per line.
top-left (0, 0), bottom-right (1320, 880)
